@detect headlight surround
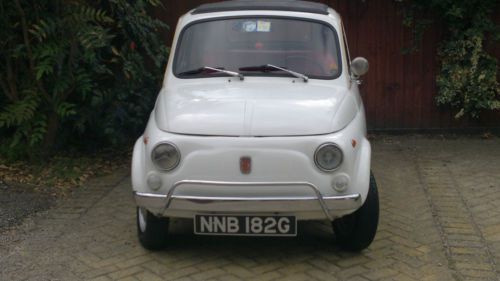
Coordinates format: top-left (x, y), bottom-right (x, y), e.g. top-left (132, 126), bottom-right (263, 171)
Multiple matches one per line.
top-left (151, 142), bottom-right (180, 171)
top-left (314, 143), bottom-right (343, 172)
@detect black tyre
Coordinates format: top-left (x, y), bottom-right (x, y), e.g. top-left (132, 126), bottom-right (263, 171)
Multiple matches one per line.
top-left (137, 207), bottom-right (169, 250)
top-left (332, 172), bottom-right (379, 251)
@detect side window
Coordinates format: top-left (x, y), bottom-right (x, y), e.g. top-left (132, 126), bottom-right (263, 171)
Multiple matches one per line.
top-left (176, 29), bottom-right (193, 71)
top-left (341, 21), bottom-right (352, 73)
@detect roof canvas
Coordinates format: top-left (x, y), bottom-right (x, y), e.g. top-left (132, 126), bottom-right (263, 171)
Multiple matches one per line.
top-left (192, 0), bottom-right (329, 15)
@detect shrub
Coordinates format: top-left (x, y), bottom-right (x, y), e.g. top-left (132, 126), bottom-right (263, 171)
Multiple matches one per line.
top-left (403, 0), bottom-right (500, 118)
top-left (0, 0), bottom-right (169, 159)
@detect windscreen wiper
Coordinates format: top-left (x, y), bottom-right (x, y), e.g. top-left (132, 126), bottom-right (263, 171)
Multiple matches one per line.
top-left (178, 66), bottom-right (244, 80)
top-left (239, 64), bottom-right (308, 82)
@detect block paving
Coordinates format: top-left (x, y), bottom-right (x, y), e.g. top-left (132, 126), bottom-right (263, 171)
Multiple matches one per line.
top-left (1, 136), bottom-right (499, 280)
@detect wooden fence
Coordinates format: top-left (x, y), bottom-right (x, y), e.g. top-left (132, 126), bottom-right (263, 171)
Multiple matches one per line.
top-left (153, 0), bottom-right (500, 131)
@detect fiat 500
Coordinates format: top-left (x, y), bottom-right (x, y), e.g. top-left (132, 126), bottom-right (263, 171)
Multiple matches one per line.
top-left (132, 0), bottom-right (379, 251)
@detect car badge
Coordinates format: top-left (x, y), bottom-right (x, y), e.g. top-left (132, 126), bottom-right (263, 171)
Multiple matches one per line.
top-left (240, 157), bottom-right (251, 174)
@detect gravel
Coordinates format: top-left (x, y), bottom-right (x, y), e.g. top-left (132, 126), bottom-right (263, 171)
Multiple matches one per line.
top-left (0, 182), bottom-right (55, 230)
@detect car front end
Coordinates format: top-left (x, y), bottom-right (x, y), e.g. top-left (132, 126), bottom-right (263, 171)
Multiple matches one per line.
top-left (131, 0), bottom-right (378, 251)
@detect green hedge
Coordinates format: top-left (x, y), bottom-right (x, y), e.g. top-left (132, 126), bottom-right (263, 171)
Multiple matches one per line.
top-left (0, 0), bottom-right (169, 160)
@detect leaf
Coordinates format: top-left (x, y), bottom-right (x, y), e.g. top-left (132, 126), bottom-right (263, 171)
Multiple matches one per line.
top-left (29, 19), bottom-right (58, 42)
top-left (0, 95), bottom-right (40, 128)
top-left (111, 46), bottom-right (120, 56)
top-left (72, 6), bottom-right (114, 24)
top-left (56, 102), bottom-right (77, 118)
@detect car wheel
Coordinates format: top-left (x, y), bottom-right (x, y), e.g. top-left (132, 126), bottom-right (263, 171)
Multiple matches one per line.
top-left (332, 172), bottom-right (379, 251)
top-left (137, 207), bottom-right (169, 250)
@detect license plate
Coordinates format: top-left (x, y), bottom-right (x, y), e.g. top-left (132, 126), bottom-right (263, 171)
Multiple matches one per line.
top-left (194, 214), bottom-right (297, 236)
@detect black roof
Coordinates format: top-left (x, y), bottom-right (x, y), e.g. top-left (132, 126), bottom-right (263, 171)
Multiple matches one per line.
top-left (192, 0), bottom-right (330, 15)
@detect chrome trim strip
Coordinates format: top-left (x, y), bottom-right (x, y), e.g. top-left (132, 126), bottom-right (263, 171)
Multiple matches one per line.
top-left (172, 194), bottom-right (362, 202)
top-left (324, 194), bottom-right (360, 201)
top-left (136, 192), bottom-right (168, 199)
top-left (171, 195), bottom-right (319, 201)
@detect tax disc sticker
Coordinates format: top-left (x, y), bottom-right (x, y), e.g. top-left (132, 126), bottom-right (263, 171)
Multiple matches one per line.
top-left (257, 20), bottom-right (271, 32)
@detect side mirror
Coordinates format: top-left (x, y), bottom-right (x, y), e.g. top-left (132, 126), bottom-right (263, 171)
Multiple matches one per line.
top-left (350, 57), bottom-right (369, 77)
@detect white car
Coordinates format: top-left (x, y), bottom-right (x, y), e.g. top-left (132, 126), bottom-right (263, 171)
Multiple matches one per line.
top-left (132, 0), bottom-right (378, 251)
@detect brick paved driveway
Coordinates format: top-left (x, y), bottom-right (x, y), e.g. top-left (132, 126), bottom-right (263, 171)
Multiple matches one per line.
top-left (1, 136), bottom-right (499, 281)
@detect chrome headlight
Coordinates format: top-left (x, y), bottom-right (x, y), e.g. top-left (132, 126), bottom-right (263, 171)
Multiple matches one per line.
top-left (314, 143), bottom-right (343, 172)
top-left (151, 142), bottom-right (180, 171)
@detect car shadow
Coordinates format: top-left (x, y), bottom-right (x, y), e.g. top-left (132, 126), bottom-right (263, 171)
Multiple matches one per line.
top-left (157, 219), bottom-right (359, 257)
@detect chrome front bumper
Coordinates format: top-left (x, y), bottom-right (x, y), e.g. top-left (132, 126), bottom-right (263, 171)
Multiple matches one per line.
top-left (134, 180), bottom-right (362, 221)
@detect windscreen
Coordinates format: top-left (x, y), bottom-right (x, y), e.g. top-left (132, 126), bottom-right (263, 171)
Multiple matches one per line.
top-left (174, 17), bottom-right (342, 79)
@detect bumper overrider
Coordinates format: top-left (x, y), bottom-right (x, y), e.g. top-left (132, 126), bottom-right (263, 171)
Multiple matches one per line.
top-left (134, 180), bottom-right (362, 221)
